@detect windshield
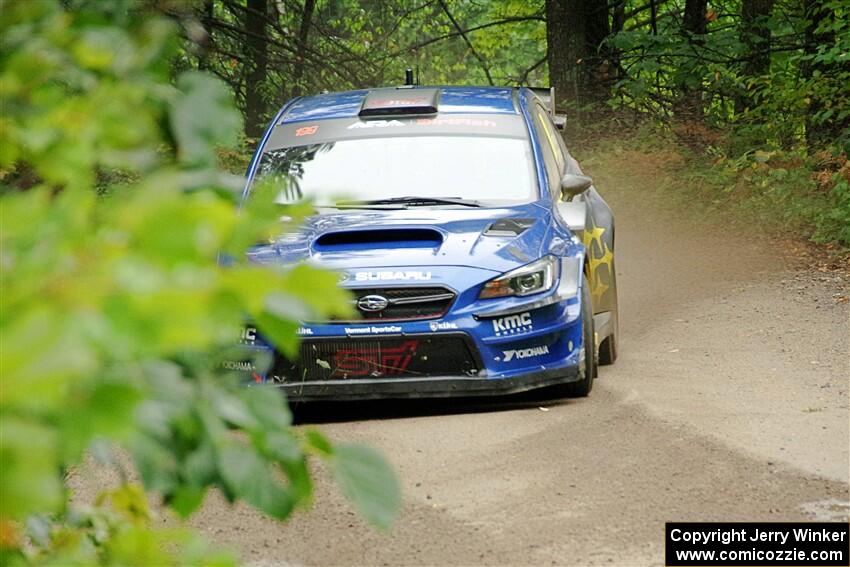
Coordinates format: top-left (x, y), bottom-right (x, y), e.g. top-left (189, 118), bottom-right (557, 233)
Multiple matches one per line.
top-left (255, 136), bottom-right (536, 206)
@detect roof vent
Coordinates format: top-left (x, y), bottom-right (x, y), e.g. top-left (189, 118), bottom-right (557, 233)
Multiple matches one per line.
top-left (359, 89), bottom-right (439, 118)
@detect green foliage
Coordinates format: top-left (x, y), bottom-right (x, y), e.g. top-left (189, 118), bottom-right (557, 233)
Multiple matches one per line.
top-left (699, 148), bottom-right (850, 246)
top-left (329, 444), bottom-right (401, 531)
top-left (20, 484), bottom-right (237, 566)
top-left (589, 127), bottom-right (850, 246)
top-left (171, 72), bottom-right (243, 168)
top-left (177, 0), bottom-right (546, 130)
top-left (605, 0), bottom-right (850, 155)
top-left (0, 1), bottom-right (399, 564)
top-left (587, 0), bottom-right (850, 247)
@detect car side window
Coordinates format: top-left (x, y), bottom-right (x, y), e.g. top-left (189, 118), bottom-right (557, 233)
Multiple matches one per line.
top-left (530, 104), bottom-right (562, 199)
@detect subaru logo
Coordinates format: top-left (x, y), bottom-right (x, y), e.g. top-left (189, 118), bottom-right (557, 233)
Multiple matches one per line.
top-left (357, 294), bottom-right (389, 312)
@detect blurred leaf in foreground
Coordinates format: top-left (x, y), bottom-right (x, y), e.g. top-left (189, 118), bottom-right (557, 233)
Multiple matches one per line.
top-left (0, 1), bottom-right (398, 564)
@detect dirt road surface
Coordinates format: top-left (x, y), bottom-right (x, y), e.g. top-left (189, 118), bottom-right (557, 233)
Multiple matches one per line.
top-left (78, 150), bottom-right (850, 566)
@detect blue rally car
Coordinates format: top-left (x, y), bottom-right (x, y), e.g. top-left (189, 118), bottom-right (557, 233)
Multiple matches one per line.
top-left (236, 86), bottom-right (618, 401)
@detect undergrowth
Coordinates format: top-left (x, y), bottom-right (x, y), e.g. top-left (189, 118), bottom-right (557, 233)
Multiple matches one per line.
top-left (573, 118), bottom-right (850, 249)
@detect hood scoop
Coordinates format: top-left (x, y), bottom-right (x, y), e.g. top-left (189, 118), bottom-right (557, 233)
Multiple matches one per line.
top-left (483, 218), bottom-right (535, 237)
top-left (313, 228), bottom-right (444, 251)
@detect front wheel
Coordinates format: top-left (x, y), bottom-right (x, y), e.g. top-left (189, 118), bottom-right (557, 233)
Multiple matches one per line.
top-left (558, 276), bottom-right (596, 398)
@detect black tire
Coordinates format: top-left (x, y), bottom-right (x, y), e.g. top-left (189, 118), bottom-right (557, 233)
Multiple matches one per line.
top-left (558, 276), bottom-right (596, 398)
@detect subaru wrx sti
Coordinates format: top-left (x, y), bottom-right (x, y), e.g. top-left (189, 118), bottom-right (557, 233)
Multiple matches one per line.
top-left (235, 86), bottom-right (618, 400)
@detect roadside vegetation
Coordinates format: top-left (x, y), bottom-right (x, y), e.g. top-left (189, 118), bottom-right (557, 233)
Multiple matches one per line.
top-left (669, 141), bottom-right (849, 248)
top-left (573, 119), bottom-right (850, 251)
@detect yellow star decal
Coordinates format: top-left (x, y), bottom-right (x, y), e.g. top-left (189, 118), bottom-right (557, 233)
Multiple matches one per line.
top-left (581, 219), bottom-right (614, 305)
top-left (591, 279), bottom-right (610, 304)
top-left (589, 246), bottom-right (613, 276)
top-left (582, 224), bottom-right (606, 257)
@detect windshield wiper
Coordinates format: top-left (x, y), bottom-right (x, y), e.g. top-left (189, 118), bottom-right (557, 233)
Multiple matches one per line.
top-left (334, 196), bottom-right (482, 209)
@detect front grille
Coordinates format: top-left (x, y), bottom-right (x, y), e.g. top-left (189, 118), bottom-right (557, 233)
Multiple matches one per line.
top-left (268, 336), bottom-right (480, 382)
top-left (336, 286), bottom-right (456, 322)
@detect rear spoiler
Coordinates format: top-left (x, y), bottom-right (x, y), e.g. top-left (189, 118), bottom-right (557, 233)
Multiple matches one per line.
top-left (529, 87), bottom-right (567, 130)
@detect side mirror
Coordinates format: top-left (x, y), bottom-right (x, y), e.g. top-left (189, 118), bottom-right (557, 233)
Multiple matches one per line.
top-left (560, 173), bottom-right (593, 199)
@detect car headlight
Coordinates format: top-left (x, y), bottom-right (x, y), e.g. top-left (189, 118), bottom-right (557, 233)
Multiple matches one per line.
top-left (479, 256), bottom-right (558, 299)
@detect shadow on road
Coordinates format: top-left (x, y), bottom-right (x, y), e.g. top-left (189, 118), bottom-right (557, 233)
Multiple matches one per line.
top-left (290, 386), bottom-right (575, 424)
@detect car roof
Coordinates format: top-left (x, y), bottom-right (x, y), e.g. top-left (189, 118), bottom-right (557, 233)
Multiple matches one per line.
top-left (280, 86), bottom-right (521, 124)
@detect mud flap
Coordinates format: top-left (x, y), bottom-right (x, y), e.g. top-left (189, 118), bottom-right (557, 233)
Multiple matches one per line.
top-left (593, 311), bottom-right (613, 350)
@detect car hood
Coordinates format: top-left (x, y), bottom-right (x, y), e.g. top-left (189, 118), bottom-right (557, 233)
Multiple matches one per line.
top-left (247, 203), bottom-right (551, 274)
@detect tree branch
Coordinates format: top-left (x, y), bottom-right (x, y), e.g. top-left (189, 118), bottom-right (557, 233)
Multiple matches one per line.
top-left (437, 0), bottom-right (494, 85)
top-left (392, 15), bottom-right (544, 56)
top-left (513, 54), bottom-right (548, 86)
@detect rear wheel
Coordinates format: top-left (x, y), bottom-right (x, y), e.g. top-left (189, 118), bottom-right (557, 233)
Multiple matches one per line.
top-left (559, 276), bottom-right (596, 398)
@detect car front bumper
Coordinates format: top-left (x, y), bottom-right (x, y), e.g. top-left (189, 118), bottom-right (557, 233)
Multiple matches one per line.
top-left (270, 363), bottom-right (581, 401)
top-left (231, 288), bottom-right (586, 401)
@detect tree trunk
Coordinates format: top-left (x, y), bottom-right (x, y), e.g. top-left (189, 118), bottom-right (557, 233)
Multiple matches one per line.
top-left (291, 0), bottom-right (316, 99)
top-left (649, 0), bottom-right (658, 35)
top-left (735, 0), bottom-right (774, 114)
top-left (586, 0), bottom-right (612, 98)
top-left (611, 0), bottom-right (626, 82)
top-left (545, 0), bottom-right (611, 110)
top-left (244, 0), bottom-right (268, 137)
top-left (197, 0), bottom-right (215, 71)
top-left (682, 0), bottom-right (708, 36)
top-left (802, 0), bottom-right (849, 149)
top-left (674, 0), bottom-right (707, 121)
top-left (546, 0), bottom-right (582, 109)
